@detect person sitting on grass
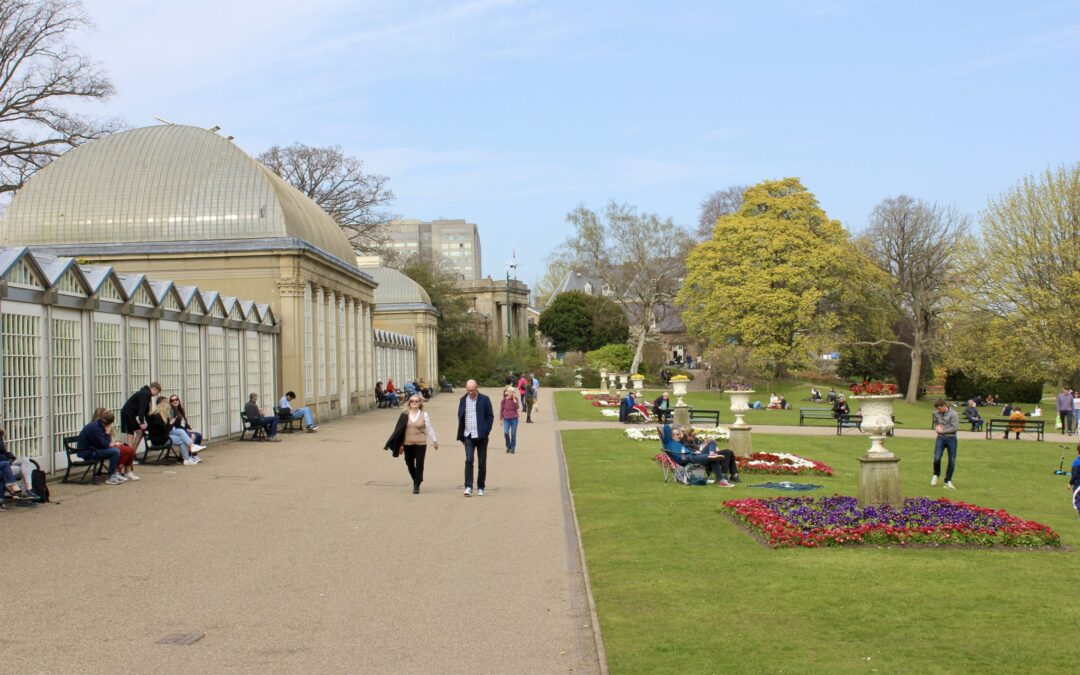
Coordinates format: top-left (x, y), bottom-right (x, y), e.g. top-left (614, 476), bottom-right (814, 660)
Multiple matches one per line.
top-left (810, 387), bottom-right (822, 402)
top-left (964, 400), bottom-right (984, 432)
top-left (659, 424), bottom-right (733, 487)
top-left (767, 393), bottom-right (782, 409)
top-left (76, 410), bottom-right (125, 485)
top-left (148, 396), bottom-right (205, 465)
top-left (1006, 406), bottom-right (1026, 440)
top-left (278, 391), bottom-right (319, 432)
top-left (244, 393), bottom-right (281, 442)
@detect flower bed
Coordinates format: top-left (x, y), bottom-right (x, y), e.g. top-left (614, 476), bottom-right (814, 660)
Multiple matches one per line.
top-left (626, 427), bottom-right (729, 442)
top-left (723, 496), bottom-right (1061, 549)
top-left (737, 452), bottom-right (833, 476)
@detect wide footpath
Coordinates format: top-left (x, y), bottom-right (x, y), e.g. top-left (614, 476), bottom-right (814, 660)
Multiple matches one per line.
top-left (4, 388), bottom-right (603, 674)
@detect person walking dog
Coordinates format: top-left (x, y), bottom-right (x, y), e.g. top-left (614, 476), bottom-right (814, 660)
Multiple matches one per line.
top-left (457, 379), bottom-right (494, 497)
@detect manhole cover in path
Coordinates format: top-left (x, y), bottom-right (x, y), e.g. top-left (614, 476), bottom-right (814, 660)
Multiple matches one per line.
top-left (157, 633), bottom-right (204, 645)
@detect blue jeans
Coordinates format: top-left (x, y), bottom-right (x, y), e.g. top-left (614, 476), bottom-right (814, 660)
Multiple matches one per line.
top-left (291, 407), bottom-right (315, 427)
top-left (260, 416), bottom-right (279, 437)
top-left (0, 460), bottom-right (15, 486)
top-left (463, 435), bottom-right (488, 489)
top-left (503, 418), bottom-right (518, 452)
top-left (933, 435), bottom-right (957, 482)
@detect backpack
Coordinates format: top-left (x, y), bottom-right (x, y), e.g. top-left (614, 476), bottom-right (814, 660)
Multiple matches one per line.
top-left (31, 466), bottom-right (50, 503)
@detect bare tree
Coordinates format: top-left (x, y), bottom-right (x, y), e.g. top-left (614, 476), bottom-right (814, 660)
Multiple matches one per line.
top-left (258, 143), bottom-right (396, 254)
top-left (555, 202), bottom-right (692, 374)
top-left (855, 195), bottom-right (971, 403)
top-left (0, 0), bottom-right (118, 194)
top-left (696, 184), bottom-right (746, 239)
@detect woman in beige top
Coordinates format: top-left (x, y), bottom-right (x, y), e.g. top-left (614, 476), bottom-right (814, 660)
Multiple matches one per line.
top-left (395, 395), bottom-right (439, 494)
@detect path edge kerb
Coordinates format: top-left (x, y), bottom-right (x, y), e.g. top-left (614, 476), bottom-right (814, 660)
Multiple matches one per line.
top-left (554, 392), bottom-right (610, 675)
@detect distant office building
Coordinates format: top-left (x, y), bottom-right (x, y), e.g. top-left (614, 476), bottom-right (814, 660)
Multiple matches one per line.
top-left (385, 219), bottom-right (482, 280)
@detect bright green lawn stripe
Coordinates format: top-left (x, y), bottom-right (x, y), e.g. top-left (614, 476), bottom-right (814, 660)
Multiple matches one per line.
top-left (563, 429), bottom-right (1080, 674)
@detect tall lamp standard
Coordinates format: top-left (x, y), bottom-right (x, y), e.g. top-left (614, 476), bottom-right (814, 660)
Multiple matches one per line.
top-left (505, 258), bottom-right (517, 342)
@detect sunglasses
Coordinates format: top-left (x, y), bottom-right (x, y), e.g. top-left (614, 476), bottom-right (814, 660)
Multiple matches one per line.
top-left (170, 398), bottom-right (179, 403)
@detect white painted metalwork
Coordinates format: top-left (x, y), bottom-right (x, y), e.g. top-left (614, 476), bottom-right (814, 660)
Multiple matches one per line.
top-left (226, 329), bottom-right (242, 433)
top-left (1, 304), bottom-right (43, 459)
top-left (92, 314), bottom-right (124, 440)
top-left (327, 290), bottom-right (337, 396)
top-left (207, 327), bottom-right (226, 438)
top-left (316, 287), bottom-right (326, 396)
top-left (127, 319), bottom-right (151, 393)
top-left (183, 324), bottom-right (203, 432)
top-left (50, 311), bottom-right (84, 468)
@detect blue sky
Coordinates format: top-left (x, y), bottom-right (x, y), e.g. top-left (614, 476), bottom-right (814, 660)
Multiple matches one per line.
top-left (78, 0), bottom-right (1080, 288)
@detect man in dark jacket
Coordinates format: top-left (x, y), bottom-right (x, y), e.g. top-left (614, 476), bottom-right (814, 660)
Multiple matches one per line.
top-left (456, 379), bottom-right (494, 497)
top-left (121, 381), bottom-right (160, 450)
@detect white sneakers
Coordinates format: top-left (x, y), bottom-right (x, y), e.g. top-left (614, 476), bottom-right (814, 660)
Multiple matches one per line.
top-left (106, 475), bottom-right (124, 485)
top-left (183, 459), bottom-right (198, 466)
top-left (944, 481), bottom-right (956, 489)
top-left (190, 444), bottom-right (205, 454)
top-left (464, 487), bottom-right (472, 497)
top-left (126, 472), bottom-right (140, 481)
top-left (477, 489), bottom-right (485, 496)
top-left (930, 475), bottom-right (938, 486)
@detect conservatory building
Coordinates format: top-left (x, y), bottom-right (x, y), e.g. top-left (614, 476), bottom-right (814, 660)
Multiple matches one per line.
top-left (0, 123), bottom-right (380, 422)
top-left (0, 247), bottom-right (279, 473)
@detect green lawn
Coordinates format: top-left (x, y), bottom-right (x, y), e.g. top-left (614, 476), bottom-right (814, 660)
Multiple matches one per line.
top-left (554, 383), bottom-right (945, 428)
top-left (562, 428), bottom-right (1080, 674)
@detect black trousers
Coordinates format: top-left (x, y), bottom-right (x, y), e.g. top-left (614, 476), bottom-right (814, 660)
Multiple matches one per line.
top-left (403, 444), bottom-right (427, 486)
top-left (463, 436), bottom-right (488, 489)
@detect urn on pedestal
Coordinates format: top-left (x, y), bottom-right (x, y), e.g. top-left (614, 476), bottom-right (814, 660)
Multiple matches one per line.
top-left (849, 382), bottom-right (903, 508)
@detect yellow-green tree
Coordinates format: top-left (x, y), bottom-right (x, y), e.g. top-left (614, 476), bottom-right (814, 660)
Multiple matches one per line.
top-left (678, 178), bottom-right (872, 376)
top-left (971, 164), bottom-right (1080, 377)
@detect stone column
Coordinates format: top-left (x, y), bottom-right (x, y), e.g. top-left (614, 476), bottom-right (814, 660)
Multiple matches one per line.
top-left (275, 275), bottom-right (307, 405)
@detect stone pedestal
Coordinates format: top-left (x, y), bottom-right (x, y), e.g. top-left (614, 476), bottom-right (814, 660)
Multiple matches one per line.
top-left (728, 424), bottom-right (753, 455)
top-left (632, 379), bottom-right (644, 391)
top-left (673, 403), bottom-right (691, 428)
top-left (858, 452), bottom-right (902, 509)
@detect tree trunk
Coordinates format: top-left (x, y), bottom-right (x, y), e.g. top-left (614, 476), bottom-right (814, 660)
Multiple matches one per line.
top-left (630, 328), bottom-right (648, 375)
top-left (906, 348), bottom-right (921, 404)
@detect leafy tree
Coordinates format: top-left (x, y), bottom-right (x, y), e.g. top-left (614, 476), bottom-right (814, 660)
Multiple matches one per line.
top-left (696, 185), bottom-right (746, 239)
top-left (973, 164), bottom-right (1080, 377)
top-left (854, 195), bottom-right (971, 402)
top-left (553, 202), bottom-right (692, 374)
top-left (678, 178), bottom-right (873, 377)
top-left (258, 143), bottom-right (395, 254)
top-left (0, 0), bottom-right (120, 193)
top-left (538, 290), bottom-right (628, 352)
top-left (585, 343), bottom-right (633, 372)
top-left (533, 259), bottom-right (570, 308)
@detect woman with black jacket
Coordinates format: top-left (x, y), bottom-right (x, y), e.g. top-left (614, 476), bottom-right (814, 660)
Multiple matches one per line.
top-left (383, 394), bottom-right (439, 494)
top-left (148, 397), bottom-right (203, 466)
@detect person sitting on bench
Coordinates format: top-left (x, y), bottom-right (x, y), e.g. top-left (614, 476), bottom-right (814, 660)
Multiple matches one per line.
top-left (0, 424), bottom-right (36, 499)
top-left (653, 392), bottom-right (671, 420)
top-left (278, 391), bottom-right (319, 432)
top-left (169, 395), bottom-right (204, 445)
top-left (76, 410), bottom-right (125, 485)
top-left (963, 400), bottom-right (984, 431)
top-left (149, 396), bottom-right (205, 464)
top-left (1005, 406), bottom-right (1026, 440)
top-left (832, 395), bottom-right (850, 419)
top-left (244, 393), bottom-right (280, 441)
top-left (439, 376), bottom-right (454, 393)
top-left (384, 380), bottom-right (400, 407)
top-left (417, 378), bottom-right (432, 399)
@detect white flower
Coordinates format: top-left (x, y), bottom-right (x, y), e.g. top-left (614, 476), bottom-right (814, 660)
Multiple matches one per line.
top-left (601, 408), bottom-right (619, 418)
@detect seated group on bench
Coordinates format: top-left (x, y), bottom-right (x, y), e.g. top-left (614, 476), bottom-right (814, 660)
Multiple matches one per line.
top-left (245, 393), bottom-right (282, 441)
top-left (1, 424), bottom-right (37, 500)
top-left (76, 409), bottom-right (138, 485)
top-left (278, 391), bottom-right (320, 432)
top-left (376, 381), bottom-right (399, 408)
top-left (660, 422), bottom-right (738, 487)
top-left (147, 396), bottom-right (206, 465)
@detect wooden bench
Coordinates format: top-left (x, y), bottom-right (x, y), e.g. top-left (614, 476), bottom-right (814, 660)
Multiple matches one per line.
top-left (985, 418), bottom-right (1044, 441)
top-left (688, 409), bottom-right (721, 427)
top-left (799, 408), bottom-right (836, 426)
top-left (930, 414), bottom-right (984, 432)
top-left (240, 414), bottom-right (269, 441)
top-left (140, 439), bottom-right (181, 464)
top-left (61, 435), bottom-right (109, 484)
top-left (274, 406), bottom-right (302, 433)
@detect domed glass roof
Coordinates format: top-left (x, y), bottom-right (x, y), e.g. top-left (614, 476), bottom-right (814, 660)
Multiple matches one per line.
top-left (0, 124), bottom-right (356, 262)
top-left (356, 264), bottom-right (432, 306)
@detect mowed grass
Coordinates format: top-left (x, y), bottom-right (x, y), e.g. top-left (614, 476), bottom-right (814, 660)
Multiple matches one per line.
top-left (562, 428), bottom-right (1080, 674)
top-left (554, 383), bottom-right (947, 428)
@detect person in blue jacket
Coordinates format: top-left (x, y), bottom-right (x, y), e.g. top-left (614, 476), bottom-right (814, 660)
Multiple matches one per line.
top-left (659, 423), bottom-right (733, 487)
top-left (456, 379), bottom-right (494, 497)
top-left (76, 409), bottom-right (124, 485)
top-left (1069, 443), bottom-right (1080, 520)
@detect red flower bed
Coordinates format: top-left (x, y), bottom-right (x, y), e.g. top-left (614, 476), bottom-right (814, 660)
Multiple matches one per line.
top-left (848, 381), bottom-right (898, 396)
top-left (736, 452), bottom-right (834, 476)
top-left (723, 496), bottom-right (1060, 549)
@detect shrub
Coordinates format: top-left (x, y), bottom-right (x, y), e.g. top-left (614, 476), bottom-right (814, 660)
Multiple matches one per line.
top-left (945, 370), bottom-right (1044, 404)
top-left (586, 343), bottom-right (634, 372)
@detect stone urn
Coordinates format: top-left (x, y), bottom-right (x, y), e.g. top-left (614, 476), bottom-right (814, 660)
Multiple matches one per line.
top-left (725, 390), bottom-right (755, 427)
top-left (608, 373), bottom-right (618, 391)
top-left (619, 373), bottom-right (629, 388)
top-left (671, 379), bottom-right (688, 407)
top-left (573, 370), bottom-right (583, 387)
top-left (850, 394), bottom-right (901, 457)
top-left (631, 376), bottom-right (644, 391)
top-left (599, 368), bottom-right (607, 382)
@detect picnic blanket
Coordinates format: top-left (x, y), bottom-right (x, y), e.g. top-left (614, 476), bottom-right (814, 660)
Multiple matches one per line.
top-left (747, 481), bottom-right (823, 491)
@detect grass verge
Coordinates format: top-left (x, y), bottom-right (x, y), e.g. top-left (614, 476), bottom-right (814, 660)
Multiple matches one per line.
top-left (562, 428), bottom-right (1080, 674)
